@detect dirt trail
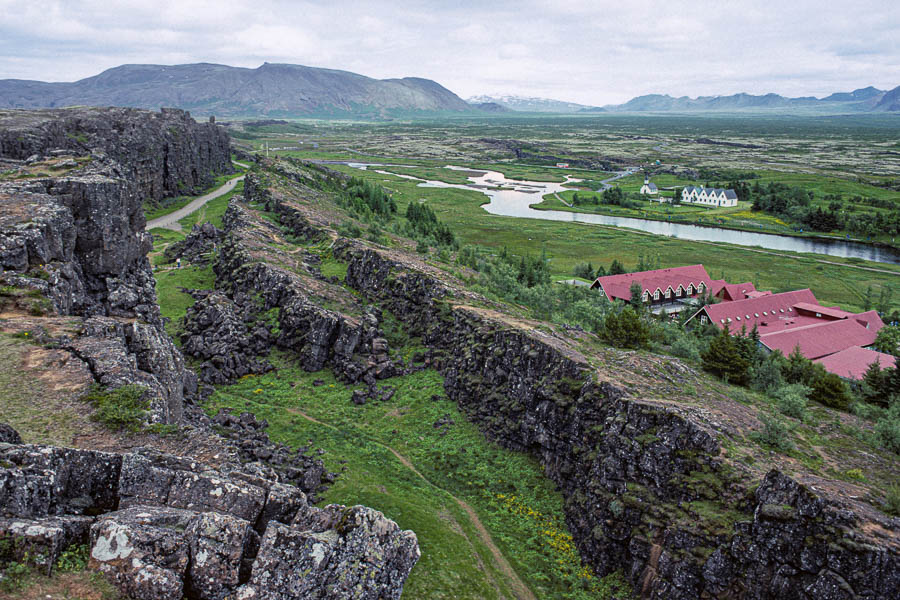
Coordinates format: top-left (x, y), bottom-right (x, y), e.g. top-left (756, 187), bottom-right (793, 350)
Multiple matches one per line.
top-left (287, 407), bottom-right (536, 600)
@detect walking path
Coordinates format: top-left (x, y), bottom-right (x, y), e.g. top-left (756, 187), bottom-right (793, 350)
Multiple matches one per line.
top-left (146, 162), bottom-right (249, 231)
top-left (286, 406), bottom-right (536, 600)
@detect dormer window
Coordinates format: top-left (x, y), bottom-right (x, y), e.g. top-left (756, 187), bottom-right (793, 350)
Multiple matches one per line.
top-left (754, 313), bottom-right (759, 317)
top-left (654, 290), bottom-right (660, 300)
top-left (736, 316), bottom-right (741, 321)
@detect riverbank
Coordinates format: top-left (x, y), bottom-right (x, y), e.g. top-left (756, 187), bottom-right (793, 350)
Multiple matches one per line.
top-left (530, 192), bottom-right (900, 254)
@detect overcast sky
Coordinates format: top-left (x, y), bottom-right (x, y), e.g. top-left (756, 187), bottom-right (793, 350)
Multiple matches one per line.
top-left (1, 0), bottom-right (897, 105)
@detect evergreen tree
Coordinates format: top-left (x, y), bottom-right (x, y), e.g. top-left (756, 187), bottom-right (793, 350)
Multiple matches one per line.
top-left (702, 327), bottom-right (750, 385)
top-left (609, 259), bottom-right (626, 275)
top-left (629, 281), bottom-right (644, 308)
top-left (603, 306), bottom-right (650, 350)
top-left (809, 369), bottom-right (852, 410)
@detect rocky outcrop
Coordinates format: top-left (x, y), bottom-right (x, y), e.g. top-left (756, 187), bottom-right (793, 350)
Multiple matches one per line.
top-left (332, 241), bottom-right (900, 599)
top-left (181, 292), bottom-right (273, 385)
top-left (164, 222), bottom-right (221, 266)
top-left (0, 107), bottom-right (234, 424)
top-left (0, 107), bottom-right (232, 204)
top-left (180, 178), bottom-right (398, 387)
top-left (0, 433), bottom-right (419, 599)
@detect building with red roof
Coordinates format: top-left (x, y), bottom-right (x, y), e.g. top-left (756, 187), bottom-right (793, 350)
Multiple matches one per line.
top-left (716, 282), bottom-right (758, 302)
top-left (590, 264), bottom-right (720, 310)
top-left (814, 346), bottom-right (896, 380)
top-left (685, 288), bottom-right (888, 379)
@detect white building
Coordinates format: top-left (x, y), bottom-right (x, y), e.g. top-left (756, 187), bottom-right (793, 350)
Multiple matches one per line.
top-left (682, 185), bottom-right (738, 207)
top-left (639, 178), bottom-right (659, 196)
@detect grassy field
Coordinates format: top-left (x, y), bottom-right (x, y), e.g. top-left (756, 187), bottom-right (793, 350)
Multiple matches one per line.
top-left (331, 165), bottom-right (900, 314)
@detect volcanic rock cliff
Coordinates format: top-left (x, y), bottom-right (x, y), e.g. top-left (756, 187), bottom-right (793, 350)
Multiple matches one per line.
top-left (0, 106), bottom-right (232, 204)
top-left (194, 161), bottom-right (898, 599)
top-left (0, 110), bottom-right (421, 598)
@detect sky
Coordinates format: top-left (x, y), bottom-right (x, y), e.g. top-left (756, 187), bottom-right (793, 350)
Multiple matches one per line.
top-left (1, 0), bottom-right (898, 106)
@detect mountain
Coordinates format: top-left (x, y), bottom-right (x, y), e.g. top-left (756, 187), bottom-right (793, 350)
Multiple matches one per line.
top-left (821, 86), bottom-right (884, 101)
top-left (604, 86), bottom-right (899, 114)
top-left (467, 94), bottom-right (599, 113)
top-left (872, 85), bottom-right (900, 111)
top-left (0, 62), bottom-right (481, 118)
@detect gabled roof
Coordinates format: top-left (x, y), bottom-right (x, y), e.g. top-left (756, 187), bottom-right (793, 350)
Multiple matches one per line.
top-left (694, 289), bottom-right (818, 330)
top-left (852, 310), bottom-right (886, 331)
top-left (760, 318), bottom-right (880, 360)
top-left (646, 183), bottom-right (658, 191)
top-left (717, 282), bottom-right (756, 302)
top-left (591, 264), bottom-right (712, 301)
top-left (792, 302), bottom-right (853, 320)
top-left (724, 190), bottom-right (738, 199)
top-left (814, 346), bottom-right (896, 380)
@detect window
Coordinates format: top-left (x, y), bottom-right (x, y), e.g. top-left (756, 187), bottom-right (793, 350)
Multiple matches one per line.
top-left (654, 290), bottom-right (660, 300)
top-left (754, 313), bottom-right (759, 317)
top-left (698, 283), bottom-right (705, 293)
top-left (701, 315), bottom-right (708, 324)
top-left (687, 284), bottom-right (694, 295)
top-left (642, 291), bottom-right (649, 302)
top-left (746, 315), bottom-right (751, 319)
top-left (720, 319), bottom-right (725, 324)
top-left (779, 309), bottom-right (784, 313)
top-left (736, 316), bottom-right (741, 321)
top-left (665, 288), bottom-right (672, 298)
top-left (763, 311), bottom-right (768, 316)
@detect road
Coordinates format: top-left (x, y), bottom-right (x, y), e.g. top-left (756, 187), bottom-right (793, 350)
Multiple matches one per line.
top-left (146, 162), bottom-right (249, 231)
top-left (597, 166), bottom-right (640, 191)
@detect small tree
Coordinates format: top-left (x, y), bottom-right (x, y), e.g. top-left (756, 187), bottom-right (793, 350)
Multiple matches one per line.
top-left (702, 327), bottom-right (750, 385)
top-left (629, 281), bottom-right (644, 308)
top-left (603, 306), bottom-right (650, 350)
top-left (874, 325), bottom-right (900, 357)
top-left (810, 369), bottom-right (852, 410)
top-left (609, 259), bottom-right (626, 275)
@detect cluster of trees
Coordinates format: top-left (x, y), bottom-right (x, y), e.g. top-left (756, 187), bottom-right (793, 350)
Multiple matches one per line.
top-left (404, 202), bottom-right (458, 250)
top-left (572, 254), bottom-right (660, 281)
top-left (570, 187), bottom-right (640, 210)
top-left (748, 182), bottom-right (900, 236)
top-left (342, 178), bottom-right (397, 219)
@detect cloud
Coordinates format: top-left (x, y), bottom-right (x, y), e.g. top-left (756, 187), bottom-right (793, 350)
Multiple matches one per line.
top-left (0, 0), bottom-right (897, 104)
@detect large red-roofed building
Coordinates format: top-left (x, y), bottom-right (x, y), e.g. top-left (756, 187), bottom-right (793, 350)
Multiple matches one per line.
top-left (685, 289), bottom-right (888, 379)
top-left (590, 264), bottom-right (724, 308)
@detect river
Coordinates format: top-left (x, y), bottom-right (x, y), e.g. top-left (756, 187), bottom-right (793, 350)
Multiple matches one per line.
top-left (344, 163), bottom-right (900, 266)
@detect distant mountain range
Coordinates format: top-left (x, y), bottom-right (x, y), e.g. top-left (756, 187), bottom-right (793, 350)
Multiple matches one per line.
top-left (1, 62), bottom-right (896, 118)
top-left (602, 86), bottom-right (900, 113)
top-left (0, 63), bottom-right (488, 118)
top-left (466, 94), bottom-right (601, 113)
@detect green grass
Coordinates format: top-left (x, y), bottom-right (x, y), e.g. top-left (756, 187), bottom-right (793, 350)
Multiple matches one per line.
top-left (152, 264), bottom-right (215, 340)
top-left (204, 358), bottom-right (628, 599)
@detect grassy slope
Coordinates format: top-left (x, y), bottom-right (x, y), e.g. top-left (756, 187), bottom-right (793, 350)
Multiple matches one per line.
top-left (204, 363), bottom-right (623, 599)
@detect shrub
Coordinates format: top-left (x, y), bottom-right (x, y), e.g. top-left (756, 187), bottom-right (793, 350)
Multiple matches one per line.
top-left (670, 333), bottom-right (702, 362)
top-left (772, 384), bottom-right (810, 421)
top-left (752, 411), bottom-right (794, 452)
top-left (82, 384), bottom-right (150, 432)
top-left (337, 221), bottom-right (362, 238)
top-left (603, 307), bottom-right (649, 350)
top-left (886, 484), bottom-right (900, 516)
top-left (810, 370), bottom-right (852, 410)
top-left (874, 404), bottom-right (900, 454)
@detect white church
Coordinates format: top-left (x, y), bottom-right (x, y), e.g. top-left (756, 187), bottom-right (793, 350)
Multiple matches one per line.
top-left (681, 185), bottom-right (739, 207)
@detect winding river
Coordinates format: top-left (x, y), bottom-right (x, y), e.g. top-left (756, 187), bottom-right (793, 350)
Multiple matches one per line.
top-left (344, 163), bottom-right (900, 266)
